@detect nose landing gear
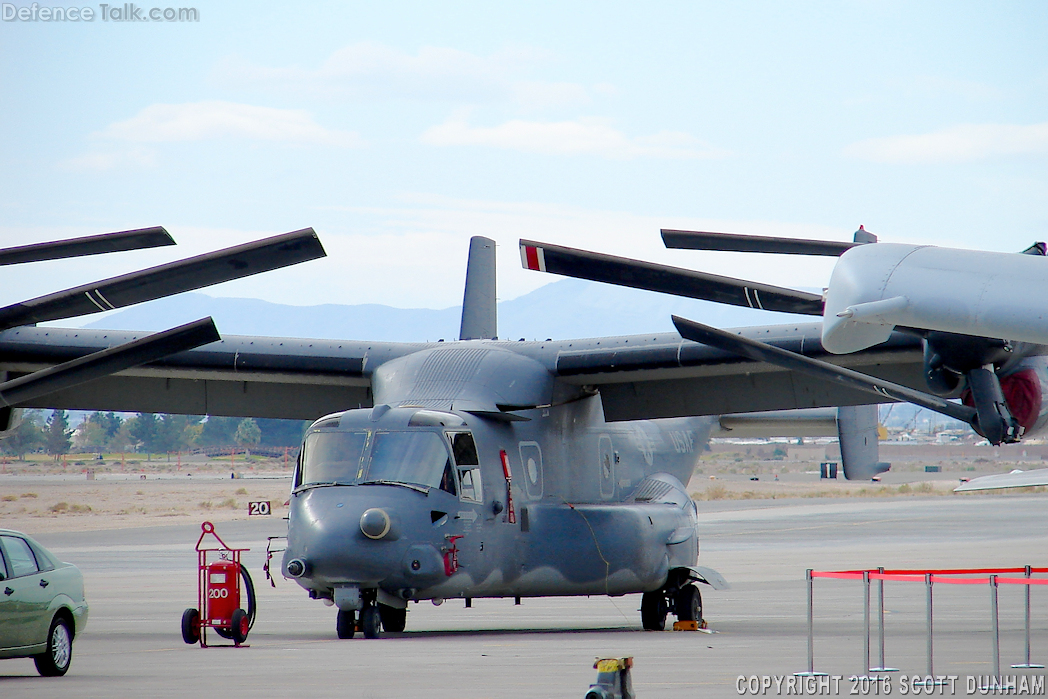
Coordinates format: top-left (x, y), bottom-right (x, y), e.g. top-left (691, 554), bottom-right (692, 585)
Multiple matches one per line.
top-left (640, 572), bottom-right (704, 631)
top-left (334, 590), bottom-right (408, 639)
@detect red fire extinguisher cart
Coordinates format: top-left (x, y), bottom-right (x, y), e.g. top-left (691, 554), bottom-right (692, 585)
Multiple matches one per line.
top-left (181, 521), bottom-right (256, 647)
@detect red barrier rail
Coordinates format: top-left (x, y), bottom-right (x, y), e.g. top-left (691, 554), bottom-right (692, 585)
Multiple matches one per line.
top-left (799, 565), bottom-right (1045, 678)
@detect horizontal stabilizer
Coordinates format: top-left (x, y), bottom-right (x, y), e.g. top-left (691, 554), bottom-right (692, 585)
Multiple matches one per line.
top-left (520, 239), bottom-right (824, 315)
top-left (0, 227), bottom-right (175, 266)
top-left (954, 468), bottom-right (1048, 492)
top-left (662, 229), bottom-right (857, 256)
top-left (0, 317), bottom-right (220, 407)
top-left (0, 228), bottom-right (326, 330)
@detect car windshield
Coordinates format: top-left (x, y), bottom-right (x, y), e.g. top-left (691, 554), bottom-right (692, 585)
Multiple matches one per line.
top-left (299, 431), bottom-right (368, 486)
top-left (365, 431), bottom-right (451, 490)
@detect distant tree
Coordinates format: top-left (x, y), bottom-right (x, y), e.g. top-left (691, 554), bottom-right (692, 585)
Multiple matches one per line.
top-left (74, 419), bottom-right (107, 452)
top-left (154, 414), bottom-right (197, 453)
top-left (199, 416), bottom-right (240, 446)
top-left (44, 410), bottom-right (72, 458)
top-left (127, 413), bottom-right (159, 453)
top-left (107, 422), bottom-right (136, 453)
top-left (97, 412), bottom-right (123, 440)
top-left (257, 418), bottom-right (310, 447)
top-left (0, 410), bottom-right (45, 459)
top-left (234, 418), bottom-right (262, 449)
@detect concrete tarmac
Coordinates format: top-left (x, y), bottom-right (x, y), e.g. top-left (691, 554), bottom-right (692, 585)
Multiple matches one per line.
top-left (2, 494), bottom-right (1045, 698)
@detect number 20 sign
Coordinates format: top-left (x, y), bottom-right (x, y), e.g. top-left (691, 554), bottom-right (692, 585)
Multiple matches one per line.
top-left (248, 501), bottom-right (271, 516)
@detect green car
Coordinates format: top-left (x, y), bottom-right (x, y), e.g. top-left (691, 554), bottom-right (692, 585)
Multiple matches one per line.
top-left (0, 529), bottom-right (88, 676)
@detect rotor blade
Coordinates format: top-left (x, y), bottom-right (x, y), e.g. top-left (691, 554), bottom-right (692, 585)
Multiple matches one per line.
top-left (661, 229), bottom-right (857, 256)
top-left (0, 227), bottom-right (175, 266)
top-left (520, 239), bottom-right (823, 315)
top-left (0, 317), bottom-right (220, 407)
top-left (671, 314), bottom-right (978, 427)
top-left (0, 228), bottom-right (326, 330)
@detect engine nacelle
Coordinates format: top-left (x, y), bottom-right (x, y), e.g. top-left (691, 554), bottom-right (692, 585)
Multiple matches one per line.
top-left (823, 243), bottom-right (1048, 354)
top-left (967, 359), bottom-right (1048, 440)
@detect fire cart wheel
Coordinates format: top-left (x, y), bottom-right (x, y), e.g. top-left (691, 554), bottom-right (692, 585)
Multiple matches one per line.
top-left (360, 606), bottom-right (382, 639)
top-left (379, 604), bottom-right (407, 633)
top-left (336, 609), bottom-right (356, 639)
top-left (640, 591), bottom-right (668, 631)
top-left (213, 565), bottom-right (256, 640)
top-left (230, 609), bottom-right (250, 645)
top-left (181, 608), bottom-right (201, 644)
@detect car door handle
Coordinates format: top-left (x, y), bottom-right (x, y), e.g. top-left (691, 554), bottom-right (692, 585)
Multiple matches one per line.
top-left (3, 587), bottom-right (12, 596)
top-left (39, 579), bottom-right (49, 588)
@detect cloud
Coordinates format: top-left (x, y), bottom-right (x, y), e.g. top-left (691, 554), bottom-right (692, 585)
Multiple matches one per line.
top-left (212, 42), bottom-right (597, 109)
top-left (59, 147), bottom-right (157, 172)
top-left (96, 100), bottom-right (364, 147)
top-left (420, 117), bottom-right (729, 160)
top-left (844, 122), bottom-right (1048, 164)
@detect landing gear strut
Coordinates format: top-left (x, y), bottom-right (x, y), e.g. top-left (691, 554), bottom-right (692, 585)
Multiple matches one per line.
top-left (640, 570), bottom-right (704, 631)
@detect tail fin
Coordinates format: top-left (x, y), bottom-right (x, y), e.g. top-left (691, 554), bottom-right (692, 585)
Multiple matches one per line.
top-left (837, 404), bottom-right (890, 480)
top-left (459, 236), bottom-right (497, 340)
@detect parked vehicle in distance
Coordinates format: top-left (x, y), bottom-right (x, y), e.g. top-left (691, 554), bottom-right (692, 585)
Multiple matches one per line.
top-left (0, 529), bottom-right (88, 676)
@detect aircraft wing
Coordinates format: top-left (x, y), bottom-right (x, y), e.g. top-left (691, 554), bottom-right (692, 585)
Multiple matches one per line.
top-left (0, 326), bottom-right (423, 420)
top-left (540, 322), bottom-right (924, 421)
top-left (954, 469), bottom-right (1048, 492)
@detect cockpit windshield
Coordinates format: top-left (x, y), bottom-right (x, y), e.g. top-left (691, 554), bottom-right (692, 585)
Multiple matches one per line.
top-left (299, 431), bottom-right (368, 486)
top-left (365, 431), bottom-right (453, 490)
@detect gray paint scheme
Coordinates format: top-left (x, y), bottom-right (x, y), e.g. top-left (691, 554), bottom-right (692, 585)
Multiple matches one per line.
top-left (0, 234), bottom-right (930, 635)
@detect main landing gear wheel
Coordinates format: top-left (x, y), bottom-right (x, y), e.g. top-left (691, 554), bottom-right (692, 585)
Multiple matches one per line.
top-left (379, 604), bottom-right (407, 633)
top-left (640, 591), bottom-right (668, 631)
top-left (360, 605), bottom-right (382, 639)
top-left (675, 583), bottom-right (703, 623)
top-left (336, 609), bottom-right (356, 639)
top-left (34, 615), bottom-right (73, 677)
top-left (181, 608), bottom-right (201, 644)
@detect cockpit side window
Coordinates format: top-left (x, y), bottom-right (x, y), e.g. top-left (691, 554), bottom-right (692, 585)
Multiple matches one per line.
top-left (299, 431), bottom-right (369, 487)
top-left (365, 431), bottom-right (452, 490)
top-left (448, 431), bottom-right (483, 503)
top-left (451, 432), bottom-right (479, 466)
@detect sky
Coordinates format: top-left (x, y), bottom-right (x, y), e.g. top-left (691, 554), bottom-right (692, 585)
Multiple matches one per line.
top-left (1, 1), bottom-right (1046, 319)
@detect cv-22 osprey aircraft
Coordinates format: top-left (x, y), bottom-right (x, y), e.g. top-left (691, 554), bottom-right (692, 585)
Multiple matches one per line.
top-left (1, 228), bottom-right (908, 639)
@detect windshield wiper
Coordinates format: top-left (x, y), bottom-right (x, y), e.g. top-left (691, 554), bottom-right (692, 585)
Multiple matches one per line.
top-left (362, 480), bottom-right (431, 494)
top-left (293, 481), bottom-right (340, 493)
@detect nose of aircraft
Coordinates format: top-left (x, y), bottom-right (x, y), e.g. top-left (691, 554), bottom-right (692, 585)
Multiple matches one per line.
top-left (284, 485), bottom-right (446, 590)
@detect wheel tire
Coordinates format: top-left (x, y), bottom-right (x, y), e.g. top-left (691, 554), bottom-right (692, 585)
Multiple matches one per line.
top-left (230, 608), bottom-right (249, 645)
top-left (34, 615), bottom-right (73, 677)
top-left (675, 584), bottom-right (703, 622)
top-left (336, 609), bottom-right (356, 639)
top-left (360, 605), bottom-right (382, 639)
top-left (378, 604), bottom-right (407, 633)
top-left (640, 591), bottom-right (667, 631)
top-left (181, 608), bottom-right (201, 644)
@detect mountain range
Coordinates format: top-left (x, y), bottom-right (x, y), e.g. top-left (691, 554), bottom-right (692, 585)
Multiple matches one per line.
top-left (81, 279), bottom-right (809, 342)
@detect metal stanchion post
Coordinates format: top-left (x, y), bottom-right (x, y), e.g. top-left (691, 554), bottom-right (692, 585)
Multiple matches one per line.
top-left (913, 574), bottom-right (945, 687)
top-left (795, 569), bottom-right (828, 677)
top-left (926, 573), bottom-right (934, 678)
top-left (1013, 565), bottom-right (1044, 669)
top-left (862, 571), bottom-right (871, 676)
top-left (869, 567), bottom-right (898, 673)
top-left (991, 575), bottom-right (1001, 678)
